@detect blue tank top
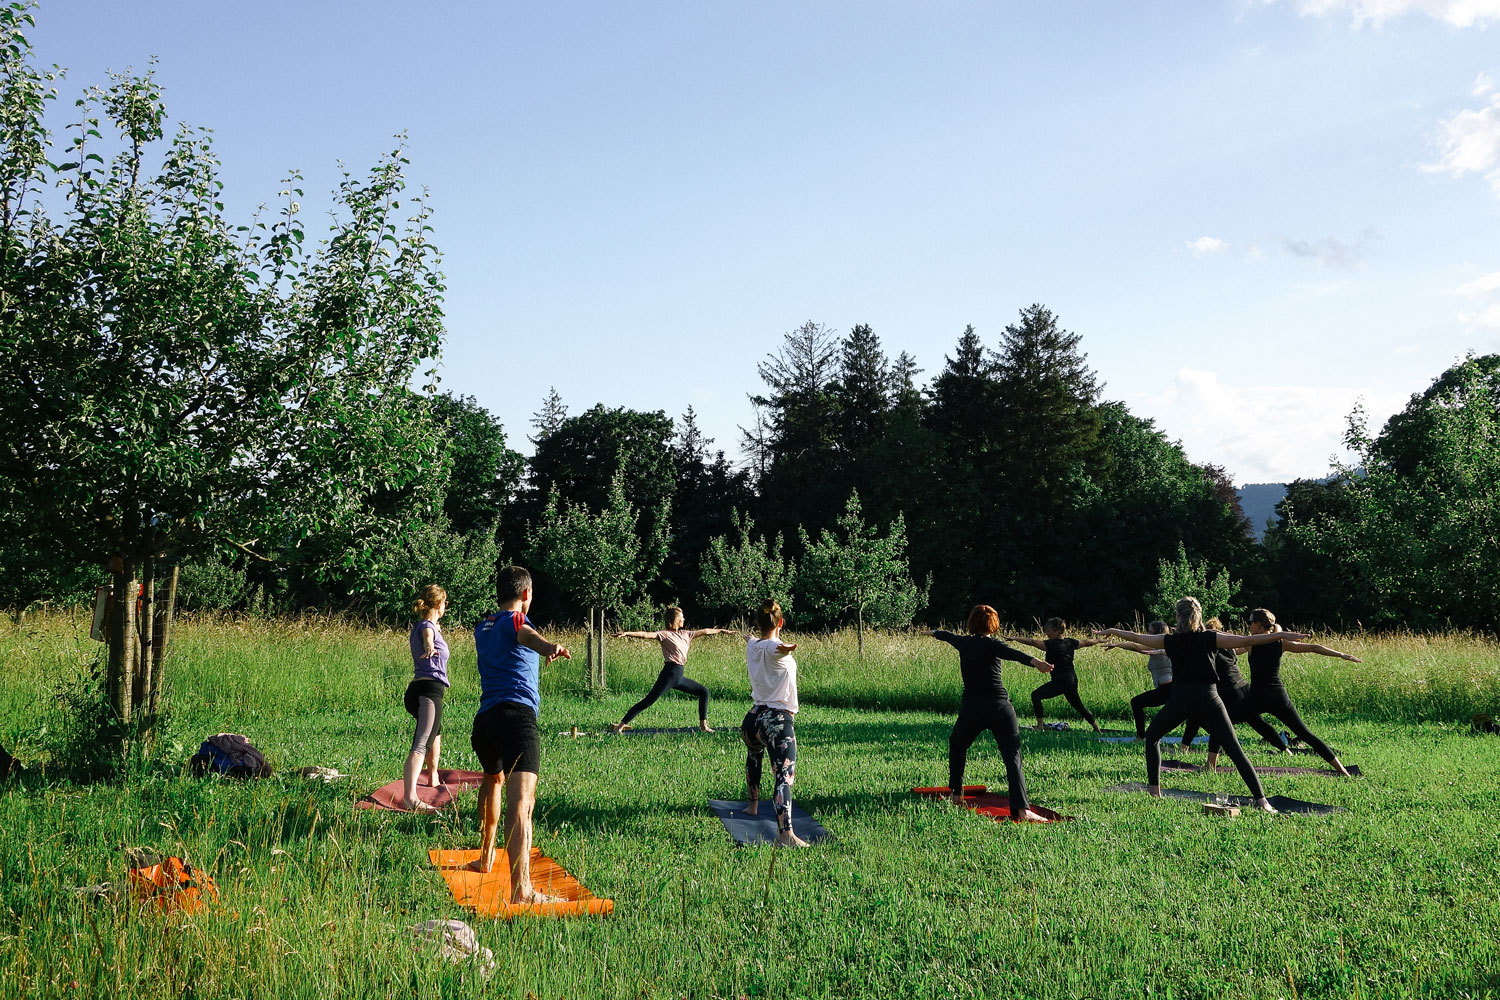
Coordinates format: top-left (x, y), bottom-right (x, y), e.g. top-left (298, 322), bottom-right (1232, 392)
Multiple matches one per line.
top-left (474, 610), bottom-right (540, 715)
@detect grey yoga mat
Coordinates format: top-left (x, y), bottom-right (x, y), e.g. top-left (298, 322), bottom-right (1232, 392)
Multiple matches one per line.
top-left (1160, 759), bottom-right (1361, 778)
top-left (1097, 735), bottom-right (1208, 745)
top-left (707, 799), bottom-right (833, 845)
top-left (1103, 782), bottom-right (1346, 814)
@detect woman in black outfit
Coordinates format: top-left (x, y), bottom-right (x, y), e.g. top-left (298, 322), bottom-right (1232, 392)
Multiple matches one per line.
top-left (1096, 597), bottom-right (1308, 813)
top-left (1201, 608), bottom-right (1358, 776)
top-left (922, 605), bottom-right (1054, 820)
top-left (1179, 617), bottom-right (1288, 751)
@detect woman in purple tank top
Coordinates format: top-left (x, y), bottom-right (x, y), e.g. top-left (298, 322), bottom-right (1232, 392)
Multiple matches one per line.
top-left (402, 584), bottom-right (450, 811)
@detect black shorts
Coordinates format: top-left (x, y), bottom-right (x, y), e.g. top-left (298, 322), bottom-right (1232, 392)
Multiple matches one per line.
top-left (404, 678), bottom-right (446, 736)
top-left (470, 701), bottom-right (541, 775)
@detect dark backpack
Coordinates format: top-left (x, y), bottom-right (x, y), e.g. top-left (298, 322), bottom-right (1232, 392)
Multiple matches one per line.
top-left (189, 733), bottom-right (272, 779)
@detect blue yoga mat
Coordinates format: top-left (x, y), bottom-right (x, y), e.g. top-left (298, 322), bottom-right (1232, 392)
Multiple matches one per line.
top-left (1098, 735), bottom-right (1208, 745)
top-left (706, 799), bottom-right (833, 845)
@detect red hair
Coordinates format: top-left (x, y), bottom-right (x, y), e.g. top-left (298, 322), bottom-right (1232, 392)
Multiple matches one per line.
top-left (966, 605), bottom-right (999, 636)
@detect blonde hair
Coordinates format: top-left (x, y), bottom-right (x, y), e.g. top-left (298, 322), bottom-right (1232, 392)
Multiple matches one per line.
top-left (663, 606), bottom-right (684, 627)
top-left (1250, 608), bottom-right (1281, 632)
top-left (755, 599), bottom-right (784, 634)
top-left (1175, 597), bottom-right (1204, 633)
top-left (1204, 617), bottom-right (1223, 631)
top-left (413, 584), bottom-right (447, 616)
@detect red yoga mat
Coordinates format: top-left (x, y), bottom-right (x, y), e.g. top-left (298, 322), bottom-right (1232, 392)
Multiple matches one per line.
top-left (355, 769), bottom-right (489, 812)
top-left (912, 785), bottom-right (1070, 823)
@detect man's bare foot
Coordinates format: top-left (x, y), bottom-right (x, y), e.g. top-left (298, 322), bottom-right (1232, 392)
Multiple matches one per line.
top-left (607, 722), bottom-right (631, 733)
top-left (462, 855), bottom-right (497, 874)
top-left (1254, 797), bottom-right (1279, 814)
top-left (744, 798), bottom-right (759, 815)
top-left (401, 797), bottom-right (439, 813)
top-left (775, 829), bottom-right (810, 848)
top-left (512, 888), bottom-right (565, 906)
top-left (1146, 784), bottom-right (1163, 798)
top-left (699, 721), bottom-right (714, 733)
top-left (1014, 808), bottom-right (1049, 822)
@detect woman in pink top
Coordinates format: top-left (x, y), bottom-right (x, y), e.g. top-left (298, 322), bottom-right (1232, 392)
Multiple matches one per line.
top-left (607, 606), bottom-right (739, 732)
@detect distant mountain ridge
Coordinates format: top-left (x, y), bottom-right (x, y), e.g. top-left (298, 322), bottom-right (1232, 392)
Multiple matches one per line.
top-left (1236, 483), bottom-right (1287, 541)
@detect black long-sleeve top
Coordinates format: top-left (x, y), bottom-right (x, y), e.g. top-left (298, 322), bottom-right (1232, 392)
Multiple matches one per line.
top-left (933, 630), bottom-right (1035, 703)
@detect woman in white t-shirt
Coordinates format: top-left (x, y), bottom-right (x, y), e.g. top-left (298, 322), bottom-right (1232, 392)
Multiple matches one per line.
top-left (741, 599), bottom-right (807, 848)
top-left (608, 607), bottom-right (738, 732)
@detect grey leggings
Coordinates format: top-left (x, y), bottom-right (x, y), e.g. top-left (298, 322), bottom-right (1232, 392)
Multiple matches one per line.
top-left (404, 678), bottom-right (446, 756)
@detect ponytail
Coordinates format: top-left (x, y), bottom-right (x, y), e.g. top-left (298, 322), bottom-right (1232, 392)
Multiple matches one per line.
top-left (755, 599), bottom-right (783, 633)
top-left (413, 584), bottom-right (448, 616)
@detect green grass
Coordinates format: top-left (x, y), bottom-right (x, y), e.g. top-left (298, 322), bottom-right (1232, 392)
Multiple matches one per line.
top-left (1, 615), bottom-right (1499, 999)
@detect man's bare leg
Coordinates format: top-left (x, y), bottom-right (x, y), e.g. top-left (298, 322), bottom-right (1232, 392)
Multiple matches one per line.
top-left (503, 770), bottom-right (561, 904)
top-left (467, 772), bottom-right (505, 873)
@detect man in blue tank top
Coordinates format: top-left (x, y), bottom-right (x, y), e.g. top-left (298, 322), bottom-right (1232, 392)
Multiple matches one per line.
top-left (467, 565), bottom-right (571, 904)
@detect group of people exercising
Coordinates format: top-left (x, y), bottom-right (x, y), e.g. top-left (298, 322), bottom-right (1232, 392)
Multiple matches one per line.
top-left (399, 566), bottom-right (1359, 903)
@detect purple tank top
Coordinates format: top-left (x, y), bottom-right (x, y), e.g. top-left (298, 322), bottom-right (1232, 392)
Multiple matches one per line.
top-left (409, 619), bottom-right (450, 686)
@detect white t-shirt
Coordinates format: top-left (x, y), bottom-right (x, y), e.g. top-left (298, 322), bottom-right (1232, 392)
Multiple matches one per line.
top-left (746, 637), bottom-right (798, 713)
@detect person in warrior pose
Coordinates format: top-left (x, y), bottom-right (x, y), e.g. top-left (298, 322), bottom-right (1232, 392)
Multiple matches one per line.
top-left (401, 584), bottom-right (450, 811)
top-left (741, 599), bottom-right (807, 848)
top-left (1005, 618), bottom-right (1105, 733)
top-left (607, 607), bottom-right (738, 733)
top-left (1200, 608), bottom-right (1359, 776)
top-left (1103, 620), bottom-right (1173, 740)
top-left (468, 565), bottom-right (572, 904)
top-left (1095, 597), bottom-right (1309, 813)
top-left (922, 605), bottom-right (1054, 819)
top-left (1179, 617), bottom-right (1288, 751)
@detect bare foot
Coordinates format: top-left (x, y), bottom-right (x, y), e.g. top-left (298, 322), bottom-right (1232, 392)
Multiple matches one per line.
top-left (1146, 784), bottom-right (1163, 798)
top-left (1091, 724), bottom-right (1104, 734)
top-left (1015, 808), bottom-right (1049, 822)
top-left (462, 856), bottom-right (496, 874)
top-left (401, 797), bottom-right (439, 813)
top-left (699, 721), bottom-right (714, 733)
top-left (1254, 797), bottom-right (1279, 814)
top-left (512, 888), bottom-right (565, 906)
top-left (607, 722), bottom-right (631, 733)
top-left (1333, 760), bottom-right (1353, 777)
top-left (744, 799), bottom-right (759, 815)
top-left (424, 770), bottom-right (440, 787)
top-left (775, 829), bottom-right (810, 848)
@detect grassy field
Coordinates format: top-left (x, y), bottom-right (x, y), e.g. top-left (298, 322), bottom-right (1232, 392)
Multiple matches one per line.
top-left (2, 613), bottom-right (1499, 999)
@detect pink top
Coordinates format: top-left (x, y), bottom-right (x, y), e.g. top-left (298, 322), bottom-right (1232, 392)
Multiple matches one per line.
top-left (655, 629), bottom-right (696, 665)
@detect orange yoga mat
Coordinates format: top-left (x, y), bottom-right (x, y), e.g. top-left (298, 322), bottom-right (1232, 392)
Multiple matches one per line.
top-left (428, 849), bottom-right (613, 919)
top-left (912, 785), bottom-right (1070, 823)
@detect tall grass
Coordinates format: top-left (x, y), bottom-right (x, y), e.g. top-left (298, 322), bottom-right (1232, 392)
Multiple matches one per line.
top-left (1, 614), bottom-right (1498, 998)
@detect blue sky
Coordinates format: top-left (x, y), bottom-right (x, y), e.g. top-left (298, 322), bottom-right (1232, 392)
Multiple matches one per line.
top-left (30, 0), bottom-right (1500, 483)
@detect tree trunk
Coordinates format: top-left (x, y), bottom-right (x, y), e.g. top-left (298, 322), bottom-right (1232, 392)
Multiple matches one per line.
top-left (107, 558), bottom-right (139, 727)
top-left (856, 605), bottom-right (865, 660)
top-left (133, 554), bottom-right (156, 717)
top-left (145, 563), bottom-right (178, 732)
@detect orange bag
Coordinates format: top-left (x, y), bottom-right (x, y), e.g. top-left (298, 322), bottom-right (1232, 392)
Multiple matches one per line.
top-left (129, 856), bottom-right (219, 914)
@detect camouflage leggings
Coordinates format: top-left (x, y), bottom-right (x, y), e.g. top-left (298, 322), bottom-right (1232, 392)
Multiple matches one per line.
top-left (742, 706), bottom-right (797, 832)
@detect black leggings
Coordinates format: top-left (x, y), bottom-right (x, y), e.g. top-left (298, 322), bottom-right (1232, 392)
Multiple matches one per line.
top-left (742, 706), bottom-right (797, 832)
top-left (1209, 687), bottom-right (1337, 765)
top-left (1031, 677), bottom-right (1097, 727)
top-left (1143, 682), bottom-right (1266, 799)
top-left (1130, 683), bottom-right (1172, 738)
top-left (1180, 684), bottom-right (1284, 748)
top-left (620, 662), bottom-right (709, 724)
top-left (949, 699), bottom-right (1028, 817)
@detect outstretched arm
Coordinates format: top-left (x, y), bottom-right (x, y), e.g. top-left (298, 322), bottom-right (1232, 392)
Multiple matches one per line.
top-left (1093, 628), bottom-right (1165, 648)
top-left (1282, 640), bottom-right (1361, 662)
top-left (519, 625), bottom-right (571, 663)
top-left (1002, 635), bottom-right (1047, 651)
top-left (689, 627), bottom-right (740, 638)
top-left (611, 630), bottom-right (658, 639)
top-left (1216, 630), bottom-right (1308, 649)
top-left (1074, 637), bottom-right (1104, 649)
top-left (1104, 641), bottom-right (1153, 655)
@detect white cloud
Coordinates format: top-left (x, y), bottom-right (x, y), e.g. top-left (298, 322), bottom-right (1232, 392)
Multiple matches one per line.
top-left (1289, 0), bottom-right (1500, 27)
top-left (1187, 236), bottom-right (1229, 256)
top-left (1452, 270), bottom-right (1500, 295)
top-left (1458, 302), bottom-right (1500, 326)
top-left (1474, 71), bottom-right (1496, 98)
top-left (1282, 228), bottom-right (1380, 268)
top-left (1424, 92), bottom-right (1500, 193)
top-left (1138, 368), bottom-right (1408, 482)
